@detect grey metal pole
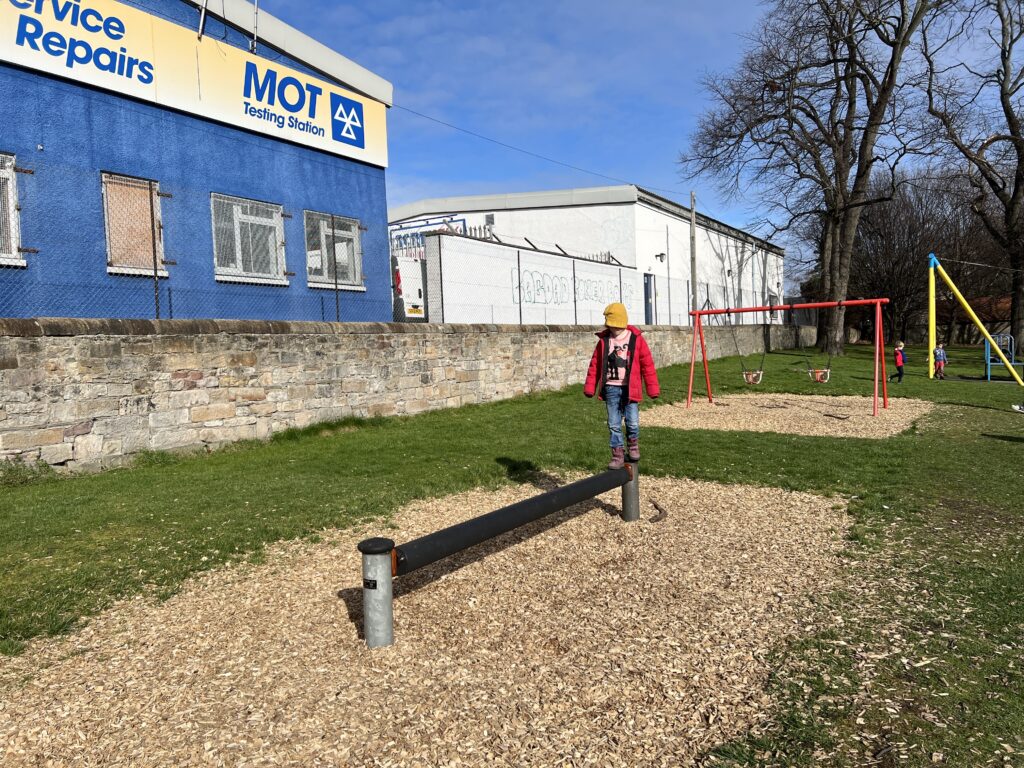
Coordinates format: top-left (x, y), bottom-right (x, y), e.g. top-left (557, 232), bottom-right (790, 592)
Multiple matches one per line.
top-left (690, 191), bottom-right (698, 325)
top-left (357, 537), bottom-right (395, 648)
top-left (621, 462), bottom-right (640, 522)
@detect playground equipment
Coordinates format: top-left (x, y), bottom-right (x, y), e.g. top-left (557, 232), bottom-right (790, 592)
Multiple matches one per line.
top-left (357, 464), bottom-right (640, 648)
top-left (725, 316), bottom-right (767, 384)
top-left (687, 298), bottom-right (891, 416)
top-left (928, 254), bottom-right (1024, 386)
top-left (984, 334), bottom-right (1024, 382)
top-left (801, 347), bottom-right (834, 383)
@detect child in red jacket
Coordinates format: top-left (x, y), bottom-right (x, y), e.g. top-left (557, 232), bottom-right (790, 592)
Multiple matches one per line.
top-left (888, 341), bottom-right (908, 383)
top-left (584, 303), bottom-right (660, 469)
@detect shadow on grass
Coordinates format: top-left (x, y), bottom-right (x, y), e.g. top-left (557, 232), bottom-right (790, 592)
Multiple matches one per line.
top-left (337, 457), bottom-right (618, 638)
top-left (981, 433), bottom-right (1024, 444)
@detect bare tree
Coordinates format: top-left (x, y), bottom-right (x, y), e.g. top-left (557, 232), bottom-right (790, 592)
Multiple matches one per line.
top-left (849, 174), bottom-right (936, 340)
top-left (923, 0), bottom-right (1024, 350)
top-left (683, 0), bottom-right (943, 354)
top-left (849, 167), bottom-right (1010, 343)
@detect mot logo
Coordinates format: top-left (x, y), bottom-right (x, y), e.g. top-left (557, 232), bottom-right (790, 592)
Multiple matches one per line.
top-left (330, 93), bottom-right (365, 148)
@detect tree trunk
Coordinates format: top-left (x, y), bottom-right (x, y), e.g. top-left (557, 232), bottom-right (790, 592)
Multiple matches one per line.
top-left (821, 207), bottom-right (862, 355)
top-left (1011, 250), bottom-right (1024, 354)
top-left (942, 306), bottom-right (956, 345)
top-left (816, 216), bottom-right (835, 347)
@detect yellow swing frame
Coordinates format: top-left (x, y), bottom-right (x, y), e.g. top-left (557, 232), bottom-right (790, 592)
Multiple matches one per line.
top-left (928, 254), bottom-right (1023, 386)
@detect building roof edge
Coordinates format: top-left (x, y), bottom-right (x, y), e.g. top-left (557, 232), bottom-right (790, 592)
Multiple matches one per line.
top-left (180, 0), bottom-right (393, 106)
top-left (389, 184), bottom-right (784, 256)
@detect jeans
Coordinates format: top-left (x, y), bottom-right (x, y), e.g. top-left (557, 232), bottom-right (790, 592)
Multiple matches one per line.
top-left (604, 384), bottom-right (639, 448)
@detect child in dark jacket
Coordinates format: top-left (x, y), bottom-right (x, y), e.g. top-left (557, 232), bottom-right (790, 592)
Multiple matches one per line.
top-left (888, 341), bottom-right (908, 383)
top-left (584, 303), bottom-right (660, 469)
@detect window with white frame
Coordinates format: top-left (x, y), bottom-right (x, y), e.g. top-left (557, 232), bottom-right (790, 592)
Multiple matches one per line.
top-left (211, 193), bottom-right (287, 283)
top-left (304, 211), bottom-right (362, 287)
top-left (102, 173), bottom-right (165, 275)
top-left (0, 154), bottom-right (23, 266)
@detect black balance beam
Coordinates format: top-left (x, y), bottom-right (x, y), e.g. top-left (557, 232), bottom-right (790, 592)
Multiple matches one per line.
top-left (393, 466), bottom-right (632, 576)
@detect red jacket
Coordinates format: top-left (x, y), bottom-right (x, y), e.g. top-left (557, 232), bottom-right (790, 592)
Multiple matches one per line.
top-left (584, 325), bottom-right (660, 402)
top-left (894, 348), bottom-right (905, 366)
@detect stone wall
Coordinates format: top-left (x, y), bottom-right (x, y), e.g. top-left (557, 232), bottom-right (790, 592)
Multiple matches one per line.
top-left (0, 318), bottom-right (816, 471)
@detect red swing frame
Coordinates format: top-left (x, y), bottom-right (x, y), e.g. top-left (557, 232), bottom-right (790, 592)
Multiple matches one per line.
top-left (687, 298), bottom-right (890, 416)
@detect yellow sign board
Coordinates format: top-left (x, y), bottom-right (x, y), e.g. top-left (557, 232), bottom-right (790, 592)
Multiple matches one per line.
top-left (0, 0), bottom-right (388, 167)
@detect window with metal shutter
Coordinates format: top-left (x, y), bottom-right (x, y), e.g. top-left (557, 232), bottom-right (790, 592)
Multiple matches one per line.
top-left (102, 173), bottom-right (163, 274)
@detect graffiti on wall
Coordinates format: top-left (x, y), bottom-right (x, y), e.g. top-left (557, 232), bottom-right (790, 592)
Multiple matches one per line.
top-left (511, 268), bottom-right (634, 308)
top-left (512, 269), bottom-right (572, 305)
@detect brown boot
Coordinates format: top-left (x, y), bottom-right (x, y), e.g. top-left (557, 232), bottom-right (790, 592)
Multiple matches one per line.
top-left (608, 447), bottom-right (625, 470)
top-left (627, 438), bottom-right (640, 462)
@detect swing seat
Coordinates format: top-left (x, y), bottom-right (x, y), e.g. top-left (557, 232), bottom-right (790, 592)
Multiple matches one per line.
top-left (743, 370), bottom-right (763, 385)
top-left (808, 369), bottom-right (831, 384)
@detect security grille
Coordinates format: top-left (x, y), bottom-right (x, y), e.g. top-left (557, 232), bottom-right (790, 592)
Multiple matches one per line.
top-left (0, 154), bottom-right (21, 264)
top-left (304, 211), bottom-right (362, 287)
top-left (212, 193), bottom-right (286, 282)
top-left (101, 173), bottom-right (163, 274)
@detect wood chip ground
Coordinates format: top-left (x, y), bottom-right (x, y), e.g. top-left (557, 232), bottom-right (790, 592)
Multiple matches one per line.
top-left (0, 476), bottom-right (848, 767)
top-left (646, 394), bottom-right (934, 439)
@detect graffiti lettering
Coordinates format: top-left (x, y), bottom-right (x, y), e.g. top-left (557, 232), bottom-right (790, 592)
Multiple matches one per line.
top-left (512, 269), bottom-right (572, 306)
top-left (574, 277), bottom-right (618, 304)
top-left (509, 267), bottom-right (637, 314)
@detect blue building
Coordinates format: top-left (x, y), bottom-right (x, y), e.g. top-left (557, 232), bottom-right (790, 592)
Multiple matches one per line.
top-left (0, 0), bottom-right (393, 321)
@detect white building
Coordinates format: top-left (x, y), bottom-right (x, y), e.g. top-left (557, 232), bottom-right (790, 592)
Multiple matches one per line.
top-left (389, 185), bottom-right (784, 326)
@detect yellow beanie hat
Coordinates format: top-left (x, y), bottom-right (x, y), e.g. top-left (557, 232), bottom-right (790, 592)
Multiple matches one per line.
top-left (603, 302), bottom-right (628, 328)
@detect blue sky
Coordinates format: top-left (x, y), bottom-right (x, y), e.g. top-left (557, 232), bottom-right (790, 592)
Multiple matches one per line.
top-left (260, 0), bottom-right (770, 233)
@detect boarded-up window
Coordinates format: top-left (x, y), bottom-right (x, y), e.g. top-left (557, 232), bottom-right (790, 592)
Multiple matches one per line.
top-left (102, 173), bottom-right (164, 273)
top-left (0, 154), bottom-right (22, 264)
top-left (211, 193), bottom-right (286, 282)
top-left (304, 211), bottom-right (362, 286)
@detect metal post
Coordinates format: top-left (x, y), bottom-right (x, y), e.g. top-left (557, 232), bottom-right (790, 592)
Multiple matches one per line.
top-left (250, 0), bottom-right (259, 52)
top-left (516, 250), bottom-right (523, 325)
top-left (197, 0), bottom-right (209, 40)
top-left (928, 256), bottom-right (936, 379)
top-left (879, 302), bottom-right (889, 408)
top-left (572, 259), bottom-right (578, 326)
top-left (332, 215), bottom-right (341, 322)
top-left (357, 537), bottom-right (395, 649)
top-left (621, 462), bottom-right (639, 522)
top-left (872, 301), bottom-right (880, 417)
top-left (690, 192), bottom-right (698, 321)
top-left (149, 180), bottom-right (160, 320)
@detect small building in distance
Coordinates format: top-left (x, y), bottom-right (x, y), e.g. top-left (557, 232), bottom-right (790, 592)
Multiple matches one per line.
top-left (388, 185), bottom-right (785, 326)
top-left (1, 0), bottom-right (393, 321)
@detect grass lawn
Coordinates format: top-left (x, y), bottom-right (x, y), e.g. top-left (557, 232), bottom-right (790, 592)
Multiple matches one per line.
top-left (2, 340), bottom-right (1023, 765)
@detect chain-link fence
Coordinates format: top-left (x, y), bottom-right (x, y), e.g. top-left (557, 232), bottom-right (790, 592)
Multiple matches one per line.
top-left (415, 232), bottom-right (641, 325)
top-left (394, 232), bottom-right (791, 328)
top-left (0, 151), bottom-right (394, 322)
top-left (0, 148), bottom-right (798, 327)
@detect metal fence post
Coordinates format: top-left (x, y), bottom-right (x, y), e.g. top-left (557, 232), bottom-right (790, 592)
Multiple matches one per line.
top-left (357, 537), bottom-right (395, 648)
top-left (148, 179), bottom-right (160, 320)
top-left (621, 462), bottom-right (639, 522)
top-left (331, 214), bottom-right (341, 322)
top-left (572, 259), bottom-right (578, 325)
top-left (516, 250), bottom-right (523, 325)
